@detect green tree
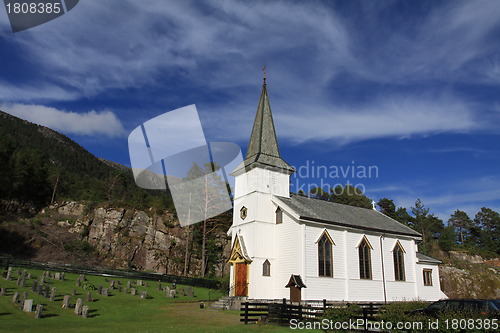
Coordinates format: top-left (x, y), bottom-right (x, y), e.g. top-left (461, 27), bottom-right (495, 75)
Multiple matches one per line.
top-left (438, 225), bottom-right (457, 251)
top-left (309, 187), bottom-right (329, 201)
top-left (474, 207), bottom-right (500, 254)
top-left (329, 185), bottom-right (372, 209)
top-left (377, 198), bottom-right (397, 219)
top-left (448, 210), bottom-right (472, 245)
top-left (410, 199), bottom-right (444, 252)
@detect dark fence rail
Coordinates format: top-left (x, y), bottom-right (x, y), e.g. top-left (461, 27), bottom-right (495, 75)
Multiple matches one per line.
top-left (241, 300), bottom-right (384, 327)
top-left (0, 256), bottom-right (220, 289)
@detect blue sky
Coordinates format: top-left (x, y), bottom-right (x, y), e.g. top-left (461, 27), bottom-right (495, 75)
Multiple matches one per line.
top-left (1, 0), bottom-right (499, 221)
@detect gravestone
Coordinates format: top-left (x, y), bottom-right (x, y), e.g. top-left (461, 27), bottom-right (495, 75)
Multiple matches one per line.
top-left (137, 280), bottom-right (143, 286)
top-left (19, 292), bottom-right (28, 309)
top-left (72, 289), bottom-right (77, 296)
top-left (157, 282), bottom-right (162, 291)
top-left (131, 288), bottom-right (137, 296)
top-left (39, 276), bottom-right (45, 284)
top-left (54, 272), bottom-right (61, 280)
top-left (0, 288), bottom-right (5, 296)
top-left (62, 295), bottom-right (70, 308)
top-left (61, 272), bottom-right (65, 280)
top-left (109, 280), bottom-right (115, 289)
top-left (82, 305), bottom-right (89, 319)
top-left (102, 288), bottom-right (109, 297)
top-left (118, 286), bottom-right (122, 293)
top-left (127, 281), bottom-right (132, 288)
top-left (76, 279), bottom-right (81, 287)
top-left (44, 271), bottom-right (50, 278)
top-left (186, 287), bottom-right (193, 297)
top-left (31, 280), bottom-right (38, 292)
top-left (23, 299), bottom-right (33, 312)
top-left (27, 273), bottom-right (32, 279)
top-left (37, 284), bottom-right (43, 295)
top-left (172, 281), bottom-right (176, 289)
top-left (12, 291), bottom-right (20, 303)
top-left (5, 267), bottom-right (12, 280)
top-left (145, 282), bottom-right (149, 287)
top-left (164, 286), bottom-right (170, 296)
top-left (86, 292), bottom-right (91, 302)
top-left (123, 288), bottom-right (128, 294)
top-left (169, 290), bottom-right (176, 298)
top-left (35, 304), bottom-right (43, 319)
top-left (97, 285), bottom-right (103, 295)
top-left (140, 291), bottom-right (148, 298)
top-left (80, 274), bottom-right (85, 281)
top-left (74, 298), bottom-right (83, 315)
top-left (50, 287), bottom-right (57, 302)
top-left (43, 285), bottom-right (50, 298)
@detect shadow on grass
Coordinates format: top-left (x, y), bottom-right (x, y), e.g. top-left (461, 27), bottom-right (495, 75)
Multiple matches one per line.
top-left (0, 312), bottom-right (12, 316)
top-left (42, 313), bottom-right (58, 318)
top-left (87, 309), bottom-right (99, 318)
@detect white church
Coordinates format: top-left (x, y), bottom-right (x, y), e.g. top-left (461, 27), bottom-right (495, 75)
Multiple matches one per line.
top-left (227, 79), bottom-right (446, 303)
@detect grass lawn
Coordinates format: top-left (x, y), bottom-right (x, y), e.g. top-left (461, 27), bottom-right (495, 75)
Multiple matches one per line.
top-left (0, 267), bottom-right (320, 332)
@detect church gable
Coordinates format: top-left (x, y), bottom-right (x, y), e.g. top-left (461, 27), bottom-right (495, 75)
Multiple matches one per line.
top-left (228, 235), bottom-right (252, 263)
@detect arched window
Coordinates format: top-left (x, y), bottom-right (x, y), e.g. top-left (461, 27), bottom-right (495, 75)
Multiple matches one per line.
top-left (263, 259), bottom-right (271, 276)
top-left (393, 242), bottom-right (406, 281)
top-left (318, 231), bottom-right (334, 277)
top-left (358, 236), bottom-right (372, 279)
top-left (275, 207), bottom-right (283, 224)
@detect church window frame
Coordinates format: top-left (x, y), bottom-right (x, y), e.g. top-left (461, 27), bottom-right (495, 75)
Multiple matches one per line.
top-left (423, 269), bottom-right (433, 286)
top-left (317, 230), bottom-right (334, 277)
top-left (393, 241), bottom-right (406, 281)
top-left (357, 236), bottom-right (373, 280)
top-left (263, 259), bottom-right (271, 276)
top-left (240, 206), bottom-right (248, 220)
top-left (275, 207), bottom-right (283, 224)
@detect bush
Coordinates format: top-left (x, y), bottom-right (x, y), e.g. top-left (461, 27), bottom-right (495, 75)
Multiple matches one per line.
top-left (81, 281), bottom-right (96, 290)
top-left (323, 303), bottom-right (362, 323)
top-left (379, 302), bottom-right (493, 333)
top-left (378, 301), bottom-right (429, 332)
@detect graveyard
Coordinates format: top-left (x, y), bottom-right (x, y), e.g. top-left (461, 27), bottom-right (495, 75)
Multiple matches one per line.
top-left (0, 266), bottom-right (292, 332)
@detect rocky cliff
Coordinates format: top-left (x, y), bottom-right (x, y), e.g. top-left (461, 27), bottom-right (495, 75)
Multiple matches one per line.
top-left (1, 201), bottom-right (232, 278)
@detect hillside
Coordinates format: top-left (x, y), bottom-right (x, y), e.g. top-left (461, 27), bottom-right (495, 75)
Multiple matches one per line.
top-left (0, 110), bottom-right (173, 214)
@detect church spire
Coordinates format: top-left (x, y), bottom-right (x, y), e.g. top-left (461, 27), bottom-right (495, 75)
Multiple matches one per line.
top-left (243, 78), bottom-right (294, 174)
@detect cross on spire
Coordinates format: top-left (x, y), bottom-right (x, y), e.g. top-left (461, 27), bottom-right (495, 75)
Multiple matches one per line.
top-left (262, 64), bottom-right (267, 84)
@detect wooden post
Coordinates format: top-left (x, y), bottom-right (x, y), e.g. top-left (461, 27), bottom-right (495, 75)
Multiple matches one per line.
top-left (244, 302), bottom-right (248, 324)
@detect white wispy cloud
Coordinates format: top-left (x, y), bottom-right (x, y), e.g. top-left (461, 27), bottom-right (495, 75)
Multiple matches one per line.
top-left (1, 103), bottom-right (126, 138)
top-left (204, 91), bottom-right (480, 144)
top-left (2, 0), bottom-right (499, 144)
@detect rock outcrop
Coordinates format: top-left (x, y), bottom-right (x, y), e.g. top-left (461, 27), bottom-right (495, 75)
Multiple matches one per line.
top-left (54, 201), bottom-right (231, 277)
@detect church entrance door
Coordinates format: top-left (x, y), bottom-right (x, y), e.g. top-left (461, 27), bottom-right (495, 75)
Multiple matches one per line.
top-left (235, 263), bottom-right (248, 296)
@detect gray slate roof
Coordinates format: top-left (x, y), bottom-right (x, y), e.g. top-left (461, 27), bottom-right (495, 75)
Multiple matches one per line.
top-left (277, 195), bottom-right (422, 238)
top-left (416, 252), bottom-right (442, 264)
top-left (243, 83), bottom-right (294, 173)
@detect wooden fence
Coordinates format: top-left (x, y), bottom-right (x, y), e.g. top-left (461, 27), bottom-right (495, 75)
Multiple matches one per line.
top-left (241, 300), bottom-right (383, 328)
top-left (0, 256), bottom-right (220, 289)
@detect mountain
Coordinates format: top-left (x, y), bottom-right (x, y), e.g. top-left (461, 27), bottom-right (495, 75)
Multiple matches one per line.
top-left (0, 110), bottom-right (231, 278)
top-left (0, 110), bottom-right (173, 213)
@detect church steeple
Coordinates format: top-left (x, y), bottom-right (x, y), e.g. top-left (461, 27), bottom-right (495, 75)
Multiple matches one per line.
top-left (244, 80), bottom-right (294, 174)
